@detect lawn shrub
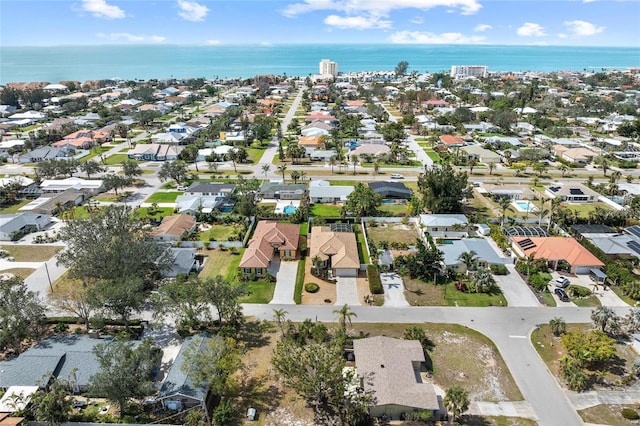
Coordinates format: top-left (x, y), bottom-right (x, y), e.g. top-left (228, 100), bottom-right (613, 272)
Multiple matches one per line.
top-left (567, 285), bottom-right (591, 298)
top-left (490, 264), bottom-right (508, 275)
top-left (622, 408), bottom-right (640, 420)
top-left (367, 264), bottom-right (383, 294)
top-left (528, 272), bottom-right (552, 292)
top-left (304, 282), bottom-right (319, 293)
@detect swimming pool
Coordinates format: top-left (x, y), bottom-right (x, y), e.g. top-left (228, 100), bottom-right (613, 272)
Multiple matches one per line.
top-left (381, 199), bottom-right (396, 205)
top-left (283, 205), bottom-right (297, 215)
top-left (512, 200), bottom-right (538, 213)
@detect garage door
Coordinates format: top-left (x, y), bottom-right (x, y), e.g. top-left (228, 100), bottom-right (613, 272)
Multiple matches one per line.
top-left (335, 268), bottom-right (357, 277)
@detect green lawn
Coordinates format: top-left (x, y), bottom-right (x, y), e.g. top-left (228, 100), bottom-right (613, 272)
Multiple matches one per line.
top-left (247, 147), bottom-right (266, 164)
top-left (133, 206), bottom-right (175, 220)
top-left (240, 281), bottom-right (275, 304)
top-left (294, 258), bottom-right (305, 304)
top-left (310, 204), bottom-right (342, 217)
top-left (299, 222), bottom-right (309, 237)
top-left (541, 291), bottom-right (557, 307)
top-left (610, 285), bottom-right (637, 305)
top-left (80, 146), bottom-right (112, 162)
top-left (0, 245), bottom-right (62, 262)
top-left (103, 154), bottom-right (131, 165)
top-left (572, 295), bottom-right (602, 307)
top-left (354, 224), bottom-right (370, 264)
top-left (199, 224), bottom-right (243, 242)
top-left (145, 191), bottom-right (182, 203)
top-left (425, 150), bottom-right (441, 162)
top-left (378, 204), bottom-right (409, 215)
top-left (444, 283), bottom-right (507, 307)
top-left (0, 199), bottom-right (33, 214)
top-left (564, 202), bottom-right (612, 218)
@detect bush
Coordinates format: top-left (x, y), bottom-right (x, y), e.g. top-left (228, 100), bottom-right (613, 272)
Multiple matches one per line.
top-left (54, 322), bottom-right (69, 333)
top-left (367, 264), bottom-right (383, 294)
top-left (213, 399), bottom-right (236, 426)
top-left (528, 272), bottom-right (552, 292)
top-left (304, 282), bottom-right (319, 293)
top-left (567, 285), bottom-right (591, 298)
top-left (622, 408), bottom-right (640, 420)
top-left (490, 264), bottom-right (509, 275)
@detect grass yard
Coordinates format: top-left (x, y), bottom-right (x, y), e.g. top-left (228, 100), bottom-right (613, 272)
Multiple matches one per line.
top-left (578, 404), bottom-right (640, 426)
top-left (199, 223), bottom-right (244, 242)
top-left (353, 224), bottom-right (370, 264)
top-left (403, 277), bottom-right (507, 307)
top-left (610, 285), bottom-right (637, 306)
top-left (80, 146), bottom-right (111, 162)
top-left (133, 206), bottom-right (174, 220)
top-left (444, 283), bottom-right (507, 307)
top-left (378, 203), bottom-right (409, 215)
top-left (103, 154), bottom-right (131, 165)
top-left (310, 204), bottom-right (342, 217)
top-left (563, 202), bottom-right (612, 218)
top-left (240, 281), bottom-right (275, 304)
top-left (198, 247), bottom-right (243, 281)
top-left (425, 149), bottom-right (442, 162)
top-left (0, 199), bottom-right (33, 214)
top-left (1, 268), bottom-right (36, 280)
top-left (145, 191), bottom-right (182, 203)
top-left (572, 294), bottom-right (601, 307)
top-left (0, 245), bottom-right (62, 262)
top-left (365, 221), bottom-right (419, 246)
top-left (247, 147), bottom-right (266, 163)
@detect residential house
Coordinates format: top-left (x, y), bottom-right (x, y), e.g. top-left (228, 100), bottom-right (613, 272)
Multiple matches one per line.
top-left (184, 182), bottom-right (235, 197)
top-left (0, 212), bottom-right (51, 241)
top-left (39, 177), bottom-right (105, 195)
top-left (368, 181), bottom-right (412, 200)
top-left (151, 214), bottom-right (196, 241)
top-left (239, 221), bottom-right (300, 277)
top-left (419, 214), bottom-right (469, 239)
top-left (298, 135), bottom-right (325, 150)
top-left (352, 336), bottom-right (440, 421)
top-left (310, 149), bottom-right (337, 162)
top-left (19, 147), bottom-right (70, 163)
top-left (309, 180), bottom-right (353, 203)
top-left (309, 225), bottom-right (360, 277)
top-left (460, 145), bottom-right (501, 164)
top-left (175, 195), bottom-right (236, 214)
top-left (438, 238), bottom-right (505, 273)
top-left (19, 190), bottom-right (85, 215)
top-left (0, 140), bottom-right (25, 160)
top-left (157, 334), bottom-right (216, 416)
top-left (301, 121), bottom-right (333, 137)
top-left (546, 183), bottom-right (598, 203)
top-left (438, 135), bottom-right (465, 151)
top-left (463, 122), bottom-right (499, 133)
top-left (0, 335), bottom-right (120, 392)
top-left (478, 183), bottom-right (536, 201)
top-left (257, 182), bottom-right (306, 201)
top-left (349, 144), bottom-right (390, 158)
top-left (553, 145), bottom-right (598, 165)
top-left (127, 143), bottom-right (183, 161)
top-left (166, 247), bottom-right (201, 278)
top-left (511, 236), bottom-right (604, 274)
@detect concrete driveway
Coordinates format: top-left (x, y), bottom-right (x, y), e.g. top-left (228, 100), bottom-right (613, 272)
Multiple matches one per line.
top-left (269, 259), bottom-right (298, 305)
top-left (335, 277), bottom-right (360, 306)
top-left (495, 265), bottom-right (541, 307)
top-left (381, 272), bottom-right (409, 307)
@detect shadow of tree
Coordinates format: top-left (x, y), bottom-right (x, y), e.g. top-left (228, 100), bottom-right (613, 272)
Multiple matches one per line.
top-left (239, 320), bottom-right (273, 349)
top-left (459, 414), bottom-right (492, 425)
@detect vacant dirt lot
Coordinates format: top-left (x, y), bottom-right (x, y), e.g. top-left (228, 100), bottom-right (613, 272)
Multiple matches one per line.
top-left (365, 222), bottom-right (420, 246)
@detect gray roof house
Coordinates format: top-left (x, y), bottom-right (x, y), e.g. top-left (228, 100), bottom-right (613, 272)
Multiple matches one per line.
top-left (0, 212), bottom-right (51, 241)
top-left (309, 180), bottom-right (353, 203)
top-left (184, 182), bottom-right (235, 197)
top-left (258, 181), bottom-right (306, 201)
top-left (166, 247), bottom-right (201, 278)
top-left (437, 238), bottom-right (505, 272)
top-left (368, 182), bottom-right (412, 199)
top-left (419, 214), bottom-right (469, 239)
top-left (353, 336), bottom-right (440, 421)
top-left (0, 335), bottom-right (117, 392)
top-left (157, 334), bottom-right (216, 415)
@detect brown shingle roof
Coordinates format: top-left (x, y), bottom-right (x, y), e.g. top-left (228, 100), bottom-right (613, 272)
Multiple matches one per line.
top-left (353, 336), bottom-right (439, 411)
top-left (239, 221), bottom-right (299, 268)
top-left (151, 214), bottom-right (196, 238)
top-left (309, 226), bottom-right (359, 269)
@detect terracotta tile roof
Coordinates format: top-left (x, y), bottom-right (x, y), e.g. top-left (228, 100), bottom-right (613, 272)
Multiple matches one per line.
top-left (309, 226), bottom-right (359, 269)
top-left (440, 134), bottom-right (465, 145)
top-left (151, 214), bottom-right (196, 238)
top-left (345, 100), bottom-right (365, 107)
top-left (239, 221), bottom-right (300, 268)
top-left (52, 137), bottom-right (94, 148)
top-left (298, 135), bottom-right (324, 146)
top-left (512, 236), bottom-right (604, 267)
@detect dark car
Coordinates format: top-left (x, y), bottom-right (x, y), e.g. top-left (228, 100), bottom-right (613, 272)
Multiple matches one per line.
top-left (554, 288), bottom-right (570, 302)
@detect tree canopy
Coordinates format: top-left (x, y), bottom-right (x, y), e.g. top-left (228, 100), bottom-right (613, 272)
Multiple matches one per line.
top-left (57, 204), bottom-right (174, 286)
top-left (418, 164), bottom-right (470, 213)
top-left (0, 277), bottom-right (45, 354)
top-left (343, 183), bottom-right (382, 217)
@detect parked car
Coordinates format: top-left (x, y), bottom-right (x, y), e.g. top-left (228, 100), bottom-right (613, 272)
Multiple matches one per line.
top-left (555, 276), bottom-right (570, 288)
top-left (390, 173), bottom-right (404, 179)
top-left (176, 185), bottom-right (187, 191)
top-left (554, 288), bottom-right (570, 302)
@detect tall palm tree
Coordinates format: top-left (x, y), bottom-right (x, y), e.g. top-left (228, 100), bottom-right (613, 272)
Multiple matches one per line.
top-left (351, 154), bottom-right (359, 175)
top-left (261, 164), bottom-right (270, 179)
top-left (625, 308), bottom-right (640, 333)
top-left (277, 164), bottom-right (287, 182)
top-left (272, 308), bottom-right (288, 336)
top-left (329, 157), bottom-right (337, 174)
top-left (299, 170), bottom-right (307, 182)
top-left (559, 164), bottom-right (569, 178)
top-left (549, 317), bottom-right (566, 336)
top-left (488, 161), bottom-right (495, 175)
top-left (591, 306), bottom-right (620, 335)
top-left (373, 161), bottom-right (380, 177)
top-left (498, 198), bottom-right (511, 229)
top-left (610, 170), bottom-right (622, 184)
top-left (458, 250), bottom-right (478, 275)
top-left (468, 157), bottom-right (478, 174)
top-left (290, 170), bottom-right (301, 184)
top-left (471, 267), bottom-right (495, 293)
top-left (444, 386), bottom-right (469, 422)
top-left (333, 304), bottom-right (357, 335)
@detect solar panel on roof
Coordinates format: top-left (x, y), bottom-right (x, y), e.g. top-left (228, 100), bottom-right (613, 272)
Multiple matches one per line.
top-left (627, 241), bottom-right (640, 256)
top-left (569, 188), bottom-right (584, 195)
top-left (627, 226), bottom-right (640, 239)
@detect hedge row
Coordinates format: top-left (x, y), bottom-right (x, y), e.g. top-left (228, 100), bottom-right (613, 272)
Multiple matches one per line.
top-left (367, 265), bottom-right (384, 294)
top-left (45, 316), bottom-right (143, 327)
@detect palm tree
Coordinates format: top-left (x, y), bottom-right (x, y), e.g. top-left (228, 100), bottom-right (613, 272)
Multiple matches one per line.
top-left (290, 170), bottom-right (301, 184)
top-left (458, 250), bottom-right (478, 275)
top-left (351, 154), bottom-right (359, 175)
top-left (299, 170), bottom-right (307, 181)
top-left (373, 161), bottom-right (380, 177)
top-left (549, 317), bottom-right (566, 336)
top-left (610, 170), bottom-right (622, 184)
top-left (503, 150), bottom-right (512, 165)
top-left (272, 308), bottom-right (288, 336)
top-left (498, 198), bottom-right (511, 229)
top-left (559, 164), bottom-right (569, 178)
top-left (468, 157), bottom-right (478, 174)
top-left (488, 161), bottom-right (495, 175)
top-left (277, 164), bottom-right (287, 182)
top-left (471, 267), bottom-right (495, 293)
top-left (591, 306), bottom-right (620, 335)
top-left (444, 385), bottom-right (469, 422)
top-left (329, 157), bottom-right (337, 174)
top-left (333, 304), bottom-right (357, 335)
top-left (261, 164), bottom-right (270, 179)
top-left (625, 308), bottom-right (640, 333)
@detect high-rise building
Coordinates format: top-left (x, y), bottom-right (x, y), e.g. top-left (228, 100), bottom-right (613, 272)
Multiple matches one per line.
top-left (319, 59), bottom-right (338, 77)
top-left (450, 65), bottom-right (488, 79)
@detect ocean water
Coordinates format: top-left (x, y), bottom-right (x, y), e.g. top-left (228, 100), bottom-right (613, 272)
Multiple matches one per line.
top-left (1, 44), bottom-right (638, 84)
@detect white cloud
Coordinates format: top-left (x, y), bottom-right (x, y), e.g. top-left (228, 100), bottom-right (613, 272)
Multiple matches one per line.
top-left (81, 0), bottom-right (126, 19)
top-left (177, 0), bottom-right (209, 22)
top-left (324, 14), bottom-right (392, 29)
top-left (259, 41), bottom-right (273, 47)
top-left (206, 39), bottom-right (222, 45)
top-left (474, 24), bottom-right (492, 32)
top-left (517, 22), bottom-right (546, 37)
top-left (557, 33), bottom-right (568, 39)
top-left (97, 32), bottom-right (166, 43)
top-left (389, 30), bottom-right (485, 44)
top-left (411, 16), bottom-right (424, 24)
top-left (583, 0), bottom-right (597, 3)
top-left (564, 20), bottom-right (605, 36)
top-left (282, 0), bottom-right (482, 19)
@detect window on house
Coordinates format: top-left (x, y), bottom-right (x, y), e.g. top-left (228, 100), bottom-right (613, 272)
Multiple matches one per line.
top-left (256, 268), bottom-right (262, 275)
top-left (244, 268), bottom-right (252, 274)
top-left (285, 250), bottom-right (291, 257)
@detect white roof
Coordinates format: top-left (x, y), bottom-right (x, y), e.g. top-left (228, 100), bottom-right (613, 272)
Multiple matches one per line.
top-left (420, 214), bottom-right (469, 227)
top-left (309, 185), bottom-right (354, 200)
top-left (0, 175), bottom-right (34, 187)
top-left (0, 386), bottom-right (39, 412)
top-left (0, 139), bottom-right (26, 149)
top-left (40, 177), bottom-right (103, 190)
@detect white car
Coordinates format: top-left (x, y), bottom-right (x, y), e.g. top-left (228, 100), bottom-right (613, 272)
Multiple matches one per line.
top-left (555, 276), bottom-right (570, 288)
top-left (176, 185), bottom-right (187, 191)
top-left (390, 173), bottom-right (404, 179)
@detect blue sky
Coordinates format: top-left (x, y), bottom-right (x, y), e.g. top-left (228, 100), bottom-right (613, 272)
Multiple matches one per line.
top-left (1, 0), bottom-right (638, 47)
